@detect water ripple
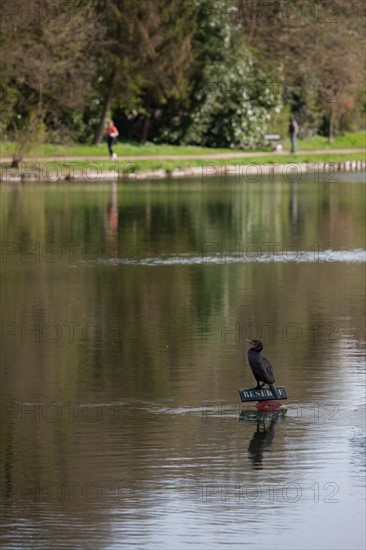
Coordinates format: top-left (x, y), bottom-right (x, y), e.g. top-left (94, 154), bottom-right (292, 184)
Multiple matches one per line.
top-left (87, 249), bottom-right (366, 266)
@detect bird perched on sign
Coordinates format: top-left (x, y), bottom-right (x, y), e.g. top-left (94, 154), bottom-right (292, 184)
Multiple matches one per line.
top-left (245, 339), bottom-right (280, 399)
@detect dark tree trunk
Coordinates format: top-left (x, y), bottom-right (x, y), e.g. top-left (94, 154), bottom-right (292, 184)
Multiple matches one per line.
top-left (93, 68), bottom-right (117, 145)
top-left (328, 109), bottom-right (335, 143)
top-left (141, 113), bottom-right (150, 143)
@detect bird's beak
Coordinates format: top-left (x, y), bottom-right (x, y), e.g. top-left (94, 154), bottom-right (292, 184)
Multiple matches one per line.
top-left (244, 339), bottom-right (253, 345)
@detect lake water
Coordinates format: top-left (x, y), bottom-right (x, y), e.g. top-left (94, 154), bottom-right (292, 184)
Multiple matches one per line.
top-left (1, 173), bottom-right (365, 549)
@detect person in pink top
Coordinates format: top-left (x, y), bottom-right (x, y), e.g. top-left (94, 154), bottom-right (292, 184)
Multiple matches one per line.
top-left (105, 120), bottom-right (119, 159)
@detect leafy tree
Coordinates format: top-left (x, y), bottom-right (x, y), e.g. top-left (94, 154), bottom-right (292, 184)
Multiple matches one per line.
top-left (183, 57), bottom-right (283, 148)
top-left (155, 0), bottom-right (283, 148)
top-left (2, 0), bottom-right (363, 148)
top-left (93, 0), bottom-right (196, 143)
top-left (0, 0), bottom-right (99, 161)
top-left (235, 0), bottom-right (366, 138)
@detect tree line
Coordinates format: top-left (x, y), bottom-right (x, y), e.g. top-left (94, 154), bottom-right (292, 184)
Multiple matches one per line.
top-left (0, 0), bottom-right (365, 154)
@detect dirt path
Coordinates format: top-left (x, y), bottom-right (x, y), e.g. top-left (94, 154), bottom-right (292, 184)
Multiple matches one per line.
top-left (1, 148), bottom-right (365, 163)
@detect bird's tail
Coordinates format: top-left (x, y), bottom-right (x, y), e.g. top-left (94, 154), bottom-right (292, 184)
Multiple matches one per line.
top-left (269, 384), bottom-right (280, 399)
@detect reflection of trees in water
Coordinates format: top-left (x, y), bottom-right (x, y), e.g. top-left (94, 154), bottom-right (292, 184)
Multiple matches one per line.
top-left (1, 183), bottom-right (365, 405)
top-left (240, 410), bottom-right (287, 470)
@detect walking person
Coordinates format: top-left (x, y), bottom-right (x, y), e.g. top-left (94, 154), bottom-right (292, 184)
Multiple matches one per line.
top-left (289, 115), bottom-right (299, 153)
top-left (105, 120), bottom-right (119, 159)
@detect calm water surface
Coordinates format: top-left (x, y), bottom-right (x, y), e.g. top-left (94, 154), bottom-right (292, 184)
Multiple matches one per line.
top-left (1, 174), bottom-right (365, 549)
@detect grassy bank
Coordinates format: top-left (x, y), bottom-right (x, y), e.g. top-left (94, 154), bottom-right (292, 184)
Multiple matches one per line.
top-left (1, 131), bottom-right (365, 159)
top-left (3, 152), bottom-right (365, 177)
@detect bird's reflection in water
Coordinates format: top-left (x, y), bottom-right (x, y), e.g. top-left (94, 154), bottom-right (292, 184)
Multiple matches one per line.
top-left (240, 409), bottom-right (287, 469)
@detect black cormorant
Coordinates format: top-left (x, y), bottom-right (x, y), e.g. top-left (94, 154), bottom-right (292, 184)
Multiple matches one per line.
top-left (245, 339), bottom-right (280, 399)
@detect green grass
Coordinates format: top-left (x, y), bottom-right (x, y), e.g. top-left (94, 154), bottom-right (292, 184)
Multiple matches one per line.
top-left (1, 131), bottom-right (365, 158)
top-left (282, 131), bottom-right (366, 151)
top-left (0, 141), bottom-right (242, 158)
top-left (2, 152), bottom-right (364, 176)
top-left (112, 151), bottom-right (365, 171)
